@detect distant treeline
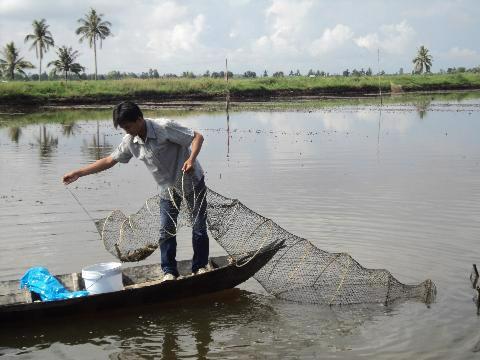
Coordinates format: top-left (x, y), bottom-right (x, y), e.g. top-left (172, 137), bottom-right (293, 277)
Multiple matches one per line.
top-left (5, 65), bottom-right (480, 82)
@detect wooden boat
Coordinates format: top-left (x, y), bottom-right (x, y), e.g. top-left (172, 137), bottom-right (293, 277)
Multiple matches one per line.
top-left (0, 241), bottom-right (284, 322)
top-left (470, 264), bottom-right (480, 314)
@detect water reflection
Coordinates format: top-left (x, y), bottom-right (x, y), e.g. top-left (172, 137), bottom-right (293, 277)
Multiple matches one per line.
top-left (8, 126), bottom-right (22, 143)
top-left (415, 97), bottom-right (432, 119)
top-left (226, 102), bottom-right (231, 160)
top-left (0, 290), bottom-right (272, 359)
top-left (61, 121), bottom-right (80, 137)
top-left (81, 121), bottom-right (113, 161)
top-left (377, 108), bottom-right (382, 161)
top-left (0, 109), bottom-right (112, 128)
top-left (35, 125), bottom-right (58, 160)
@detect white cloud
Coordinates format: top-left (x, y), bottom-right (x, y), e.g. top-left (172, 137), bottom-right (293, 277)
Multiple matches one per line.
top-left (135, 2), bottom-right (205, 59)
top-left (310, 24), bottom-right (354, 56)
top-left (148, 1), bottom-right (189, 26)
top-left (354, 21), bottom-right (415, 54)
top-left (447, 47), bottom-right (479, 59)
top-left (0, 0), bottom-right (28, 13)
top-left (146, 15), bottom-right (205, 57)
top-left (354, 33), bottom-right (379, 51)
top-left (266, 0), bottom-right (312, 31)
top-left (253, 0), bottom-right (313, 56)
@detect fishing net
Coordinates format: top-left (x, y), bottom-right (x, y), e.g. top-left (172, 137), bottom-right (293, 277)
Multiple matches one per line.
top-left (95, 174), bottom-right (436, 306)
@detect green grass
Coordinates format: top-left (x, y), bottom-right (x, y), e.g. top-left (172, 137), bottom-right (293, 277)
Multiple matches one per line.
top-left (0, 78), bottom-right (227, 101)
top-left (1, 73), bottom-right (480, 104)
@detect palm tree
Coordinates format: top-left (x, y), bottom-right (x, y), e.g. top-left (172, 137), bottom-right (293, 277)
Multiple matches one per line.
top-left (24, 19), bottom-right (55, 81)
top-left (412, 45), bottom-right (433, 74)
top-left (0, 42), bottom-right (34, 80)
top-left (47, 46), bottom-right (85, 81)
top-left (75, 8), bottom-right (112, 80)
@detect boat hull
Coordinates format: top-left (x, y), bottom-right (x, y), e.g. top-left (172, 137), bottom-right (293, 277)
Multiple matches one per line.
top-left (0, 242), bottom-right (283, 323)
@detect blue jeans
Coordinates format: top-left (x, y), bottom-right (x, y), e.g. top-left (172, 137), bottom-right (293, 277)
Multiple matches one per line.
top-left (159, 178), bottom-right (209, 276)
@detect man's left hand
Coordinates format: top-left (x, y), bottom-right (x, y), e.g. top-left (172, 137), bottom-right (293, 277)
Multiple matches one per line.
top-left (182, 159), bottom-right (194, 173)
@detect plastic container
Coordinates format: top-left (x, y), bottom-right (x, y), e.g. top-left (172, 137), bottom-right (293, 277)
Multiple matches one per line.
top-left (81, 262), bottom-right (123, 294)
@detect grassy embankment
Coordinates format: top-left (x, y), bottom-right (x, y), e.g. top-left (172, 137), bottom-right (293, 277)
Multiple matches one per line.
top-left (1, 73), bottom-right (480, 105)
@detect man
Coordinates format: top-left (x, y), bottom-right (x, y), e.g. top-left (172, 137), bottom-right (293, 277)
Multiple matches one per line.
top-left (63, 101), bottom-right (209, 280)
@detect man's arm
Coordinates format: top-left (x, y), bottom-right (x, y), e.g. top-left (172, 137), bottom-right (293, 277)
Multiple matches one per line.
top-left (63, 156), bottom-right (118, 184)
top-left (182, 131), bottom-right (204, 173)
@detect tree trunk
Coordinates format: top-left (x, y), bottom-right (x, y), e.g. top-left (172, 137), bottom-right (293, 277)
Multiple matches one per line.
top-left (94, 36), bottom-right (97, 81)
top-left (65, 70), bottom-right (67, 82)
top-left (38, 43), bottom-right (41, 81)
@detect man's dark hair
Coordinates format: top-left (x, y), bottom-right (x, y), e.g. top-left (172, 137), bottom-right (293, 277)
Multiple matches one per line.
top-left (113, 101), bottom-right (143, 129)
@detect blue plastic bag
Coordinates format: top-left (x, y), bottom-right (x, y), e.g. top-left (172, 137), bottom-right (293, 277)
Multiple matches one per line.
top-left (20, 267), bottom-right (89, 301)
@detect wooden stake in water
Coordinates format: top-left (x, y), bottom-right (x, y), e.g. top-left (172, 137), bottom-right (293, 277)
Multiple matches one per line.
top-left (378, 48), bottom-right (383, 106)
top-left (225, 58), bottom-right (231, 159)
top-left (225, 58), bottom-right (230, 112)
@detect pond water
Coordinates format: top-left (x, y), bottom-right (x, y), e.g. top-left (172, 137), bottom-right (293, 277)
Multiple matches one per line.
top-left (0, 94), bottom-right (480, 359)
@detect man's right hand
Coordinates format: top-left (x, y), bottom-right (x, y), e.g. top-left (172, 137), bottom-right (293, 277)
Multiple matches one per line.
top-left (63, 171), bottom-right (80, 185)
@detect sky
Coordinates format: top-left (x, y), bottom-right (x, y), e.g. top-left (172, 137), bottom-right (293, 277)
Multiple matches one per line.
top-left (0, 0), bottom-right (479, 76)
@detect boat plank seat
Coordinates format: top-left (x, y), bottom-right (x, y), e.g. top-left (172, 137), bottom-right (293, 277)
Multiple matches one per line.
top-left (0, 288), bottom-right (33, 305)
top-left (0, 280), bottom-right (30, 305)
top-left (56, 272), bottom-right (84, 292)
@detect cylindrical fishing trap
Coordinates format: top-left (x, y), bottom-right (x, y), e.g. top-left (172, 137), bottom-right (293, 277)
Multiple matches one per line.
top-left (95, 174), bottom-right (436, 306)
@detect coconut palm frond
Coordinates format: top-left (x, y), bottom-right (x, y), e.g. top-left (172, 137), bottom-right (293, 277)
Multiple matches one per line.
top-left (0, 42), bottom-right (35, 80)
top-left (70, 64), bottom-right (85, 75)
top-left (17, 59), bottom-right (34, 69)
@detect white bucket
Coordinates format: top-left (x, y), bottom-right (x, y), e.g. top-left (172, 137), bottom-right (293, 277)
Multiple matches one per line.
top-left (82, 262), bottom-right (123, 294)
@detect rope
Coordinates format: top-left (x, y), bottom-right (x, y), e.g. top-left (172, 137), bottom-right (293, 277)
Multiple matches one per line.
top-left (312, 253), bottom-right (343, 287)
top-left (235, 219), bottom-right (273, 268)
top-left (65, 185), bottom-right (96, 223)
top-left (101, 209), bottom-right (117, 247)
top-left (145, 197), bottom-right (155, 216)
top-left (329, 255), bottom-right (352, 305)
top-left (271, 241), bottom-right (314, 296)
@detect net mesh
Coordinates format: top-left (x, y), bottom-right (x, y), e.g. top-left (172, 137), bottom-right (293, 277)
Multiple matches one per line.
top-left (95, 174), bottom-right (436, 306)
